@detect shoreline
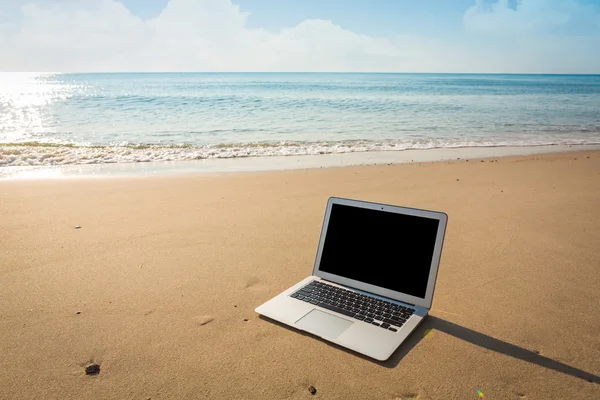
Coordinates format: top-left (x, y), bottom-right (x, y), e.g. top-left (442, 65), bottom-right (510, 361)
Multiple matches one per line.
top-left (2, 143), bottom-right (599, 180)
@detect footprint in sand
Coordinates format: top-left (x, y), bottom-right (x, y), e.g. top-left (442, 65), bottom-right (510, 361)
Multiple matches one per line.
top-left (244, 276), bottom-right (260, 288)
top-left (194, 315), bottom-right (214, 326)
top-left (394, 394), bottom-right (419, 400)
top-left (243, 276), bottom-right (268, 292)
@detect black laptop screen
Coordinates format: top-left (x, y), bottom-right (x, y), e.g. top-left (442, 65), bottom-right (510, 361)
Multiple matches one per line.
top-left (318, 203), bottom-right (440, 299)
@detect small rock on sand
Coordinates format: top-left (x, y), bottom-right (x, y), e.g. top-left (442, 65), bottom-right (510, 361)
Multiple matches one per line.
top-left (308, 386), bottom-right (317, 395)
top-left (85, 363), bottom-right (100, 375)
top-left (74, 226), bottom-right (81, 229)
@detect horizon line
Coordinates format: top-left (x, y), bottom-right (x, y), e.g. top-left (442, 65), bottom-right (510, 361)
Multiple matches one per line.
top-left (3, 71), bottom-right (600, 76)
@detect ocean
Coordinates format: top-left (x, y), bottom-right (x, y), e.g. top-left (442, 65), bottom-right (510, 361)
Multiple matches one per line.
top-left (1, 72), bottom-right (600, 167)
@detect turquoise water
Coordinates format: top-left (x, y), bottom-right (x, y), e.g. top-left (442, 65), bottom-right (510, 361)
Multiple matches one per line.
top-left (1, 73), bottom-right (599, 166)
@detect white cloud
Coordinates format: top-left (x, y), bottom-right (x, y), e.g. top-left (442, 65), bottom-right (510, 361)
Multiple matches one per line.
top-left (0, 0), bottom-right (599, 73)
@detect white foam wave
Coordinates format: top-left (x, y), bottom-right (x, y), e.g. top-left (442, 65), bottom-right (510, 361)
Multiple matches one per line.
top-left (1, 138), bottom-right (600, 167)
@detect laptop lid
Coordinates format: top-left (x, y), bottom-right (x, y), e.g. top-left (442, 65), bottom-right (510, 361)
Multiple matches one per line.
top-left (312, 197), bottom-right (448, 309)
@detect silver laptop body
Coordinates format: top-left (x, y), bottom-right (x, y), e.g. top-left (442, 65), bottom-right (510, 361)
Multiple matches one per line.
top-left (255, 197), bottom-right (448, 361)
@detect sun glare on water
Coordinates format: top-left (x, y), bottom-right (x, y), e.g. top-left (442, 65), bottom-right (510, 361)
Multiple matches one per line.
top-left (0, 72), bottom-right (65, 144)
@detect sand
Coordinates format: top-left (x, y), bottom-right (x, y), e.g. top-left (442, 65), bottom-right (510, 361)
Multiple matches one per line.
top-left (1, 150), bottom-right (599, 400)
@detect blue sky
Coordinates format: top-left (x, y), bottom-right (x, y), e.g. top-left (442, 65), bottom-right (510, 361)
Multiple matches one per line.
top-left (122, 0), bottom-right (475, 36)
top-left (120, 0), bottom-right (600, 37)
top-left (1, 0), bottom-right (600, 72)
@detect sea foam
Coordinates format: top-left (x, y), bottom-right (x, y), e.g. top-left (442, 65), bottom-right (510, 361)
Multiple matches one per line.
top-left (2, 137), bottom-right (599, 167)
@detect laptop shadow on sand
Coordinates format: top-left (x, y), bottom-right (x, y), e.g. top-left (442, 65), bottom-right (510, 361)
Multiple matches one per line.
top-left (259, 315), bottom-right (599, 384)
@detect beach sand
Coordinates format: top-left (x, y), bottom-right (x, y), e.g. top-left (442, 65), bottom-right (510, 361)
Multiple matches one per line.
top-left (1, 150), bottom-right (599, 399)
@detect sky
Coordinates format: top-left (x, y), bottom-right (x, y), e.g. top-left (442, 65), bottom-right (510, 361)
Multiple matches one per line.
top-left (1, 0), bottom-right (599, 73)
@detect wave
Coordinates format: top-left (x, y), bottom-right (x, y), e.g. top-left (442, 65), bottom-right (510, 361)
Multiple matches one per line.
top-left (1, 138), bottom-right (600, 167)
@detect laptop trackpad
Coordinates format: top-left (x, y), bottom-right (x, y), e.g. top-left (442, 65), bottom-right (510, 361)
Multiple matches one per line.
top-left (295, 309), bottom-right (353, 339)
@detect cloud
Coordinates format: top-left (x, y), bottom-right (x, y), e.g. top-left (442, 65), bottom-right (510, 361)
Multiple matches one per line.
top-left (0, 0), bottom-right (599, 73)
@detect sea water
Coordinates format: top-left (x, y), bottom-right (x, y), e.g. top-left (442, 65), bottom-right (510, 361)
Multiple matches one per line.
top-left (1, 72), bottom-right (599, 167)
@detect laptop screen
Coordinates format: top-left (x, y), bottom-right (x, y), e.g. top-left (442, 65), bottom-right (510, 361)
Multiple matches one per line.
top-left (318, 203), bottom-right (440, 299)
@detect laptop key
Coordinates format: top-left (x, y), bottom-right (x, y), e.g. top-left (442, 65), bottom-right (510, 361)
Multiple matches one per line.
top-left (372, 322), bottom-right (381, 327)
top-left (388, 327), bottom-right (398, 332)
top-left (297, 296), bottom-right (305, 301)
top-left (317, 302), bottom-right (355, 318)
top-left (353, 315), bottom-right (365, 321)
top-left (382, 318), bottom-right (403, 327)
top-left (309, 299), bottom-right (319, 305)
top-left (290, 293), bottom-right (299, 298)
top-left (381, 323), bottom-right (390, 329)
top-left (303, 298), bottom-right (312, 302)
top-left (364, 317), bottom-right (374, 323)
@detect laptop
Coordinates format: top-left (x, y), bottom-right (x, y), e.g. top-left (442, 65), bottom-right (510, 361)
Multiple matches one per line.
top-left (255, 197), bottom-right (448, 361)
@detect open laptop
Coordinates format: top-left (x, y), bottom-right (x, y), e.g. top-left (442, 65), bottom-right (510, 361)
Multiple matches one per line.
top-left (255, 197), bottom-right (448, 361)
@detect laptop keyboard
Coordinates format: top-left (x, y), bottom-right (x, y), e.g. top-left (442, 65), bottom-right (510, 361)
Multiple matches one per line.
top-left (290, 280), bottom-right (415, 332)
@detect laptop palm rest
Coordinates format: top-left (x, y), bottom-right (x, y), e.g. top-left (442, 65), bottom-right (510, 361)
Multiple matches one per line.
top-left (295, 309), bottom-right (353, 339)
